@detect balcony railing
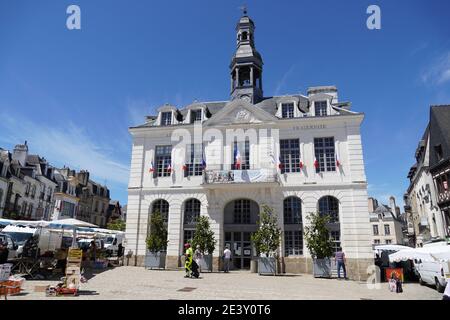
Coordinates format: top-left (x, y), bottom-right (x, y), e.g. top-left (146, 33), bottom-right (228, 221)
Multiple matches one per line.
top-left (438, 190), bottom-right (450, 204)
top-left (203, 168), bottom-right (278, 185)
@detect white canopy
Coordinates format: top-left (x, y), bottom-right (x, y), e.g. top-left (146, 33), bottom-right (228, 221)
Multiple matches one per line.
top-left (389, 245), bottom-right (450, 263)
top-left (374, 244), bottom-right (411, 252)
top-left (47, 218), bottom-right (98, 228)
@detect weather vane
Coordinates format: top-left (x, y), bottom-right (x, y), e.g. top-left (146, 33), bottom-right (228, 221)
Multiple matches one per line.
top-left (239, 5), bottom-right (248, 16)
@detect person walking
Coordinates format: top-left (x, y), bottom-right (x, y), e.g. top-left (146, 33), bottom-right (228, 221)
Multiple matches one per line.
top-left (184, 243), bottom-right (193, 278)
top-left (335, 249), bottom-right (347, 280)
top-left (223, 245), bottom-right (232, 273)
top-left (194, 245), bottom-right (203, 273)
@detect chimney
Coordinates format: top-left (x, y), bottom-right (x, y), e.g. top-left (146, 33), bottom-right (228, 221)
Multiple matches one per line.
top-left (12, 141), bottom-right (29, 166)
top-left (389, 196), bottom-right (397, 218)
top-left (368, 197), bottom-right (378, 213)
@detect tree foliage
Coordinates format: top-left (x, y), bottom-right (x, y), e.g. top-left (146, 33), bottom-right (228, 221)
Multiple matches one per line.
top-left (107, 219), bottom-right (126, 231)
top-left (146, 211), bottom-right (168, 252)
top-left (304, 212), bottom-right (334, 259)
top-left (251, 205), bottom-right (281, 257)
top-left (191, 215), bottom-right (216, 254)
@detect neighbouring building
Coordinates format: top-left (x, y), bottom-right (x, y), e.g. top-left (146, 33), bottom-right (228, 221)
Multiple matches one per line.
top-left (0, 142), bottom-right (112, 227)
top-left (125, 12), bottom-right (373, 280)
top-left (368, 197), bottom-right (405, 246)
top-left (405, 105), bottom-right (449, 247)
top-left (428, 105), bottom-right (450, 239)
top-left (107, 200), bottom-right (123, 224)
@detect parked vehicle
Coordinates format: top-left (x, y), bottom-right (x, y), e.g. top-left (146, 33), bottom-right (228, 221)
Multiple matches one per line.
top-left (414, 258), bottom-right (449, 293)
top-left (77, 238), bottom-right (104, 251)
top-left (0, 232), bottom-right (19, 260)
top-left (1, 225), bottom-right (38, 257)
top-left (104, 233), bottom-right (125, 256)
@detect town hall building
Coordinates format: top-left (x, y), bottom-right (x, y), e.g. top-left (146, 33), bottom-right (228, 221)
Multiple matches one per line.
top-left (125, 12), bottom-right (373, 280)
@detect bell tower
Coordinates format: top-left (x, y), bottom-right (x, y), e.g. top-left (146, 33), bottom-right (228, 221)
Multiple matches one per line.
top-left (230, 8), bottom-right (264, 104)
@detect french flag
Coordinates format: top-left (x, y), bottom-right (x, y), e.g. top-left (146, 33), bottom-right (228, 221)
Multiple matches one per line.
top-left (234, 144), bottom-right (241, 169)
top-left (149, 160), bottom-right (155, 173)
top-left (278, 156), bottom-right (284, 170)
top-left (314, 157), bottom-right (319, 169)
top-left (182, 163), bottom-right (188, 171)
top-left (201, 156), bottom-right (207, 170)
top-left (335, 153), bottom-right (341, 167)
top-left (299, 159), bottom-right (304, 169)
top-left (167, 160), bottom-right (173, 173)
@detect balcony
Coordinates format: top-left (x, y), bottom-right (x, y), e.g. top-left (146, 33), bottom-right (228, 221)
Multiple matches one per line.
top-left (203, 168), bottom-right (278, 186)
top-left (438, 190), bottom-right (450, 204)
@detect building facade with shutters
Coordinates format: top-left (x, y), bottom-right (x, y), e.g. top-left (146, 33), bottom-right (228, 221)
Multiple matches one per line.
top-left (125, 13), bottom-right (373, 280)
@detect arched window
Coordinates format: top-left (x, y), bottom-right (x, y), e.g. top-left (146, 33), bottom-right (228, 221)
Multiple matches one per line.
top-left (283, 197), bottom-right (303, 256)
top-left (318, 196), bottom-right (339, 223)
top-left (151, 199), bottom-right (169, 223)
top-left (241, 31), bottom-right (248, 41)
top-left (184, 199), bottom-right (201, 225)
top-left (318, 196), bottom-right (341, 253)
top-left (283, 197), bottom-right (302, 224)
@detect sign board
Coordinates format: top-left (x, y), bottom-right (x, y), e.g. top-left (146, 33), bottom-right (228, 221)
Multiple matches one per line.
top-left (385, 268), bottom-right (404, 282)
top-left (67, 249), bottom-right (82, 264)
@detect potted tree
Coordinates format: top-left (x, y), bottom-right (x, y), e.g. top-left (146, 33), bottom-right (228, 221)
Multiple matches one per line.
top-left (145, 211), bottom-right (168, 269)
top-left (304, 212), bottom-right (334, 278)
top-left (251, 205), bottom-right (281, 276)
top-left (191, 216), bottom-right (216, 272)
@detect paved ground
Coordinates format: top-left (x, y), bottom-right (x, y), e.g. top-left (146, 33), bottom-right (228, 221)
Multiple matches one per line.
top-left (7, 266), bottom-right (443, 300)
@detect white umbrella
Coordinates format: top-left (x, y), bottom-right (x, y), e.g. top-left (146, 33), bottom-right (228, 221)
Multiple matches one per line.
top-left (48, 218), bottom-right (98, 228)
top-left (374, 244), bottom-right (411, 252)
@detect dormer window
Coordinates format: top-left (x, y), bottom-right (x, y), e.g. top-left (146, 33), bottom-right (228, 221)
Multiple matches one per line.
top-left (281, 103), bottom-right (295, 118)
top-left (190, 109), bottom-right (202, 123)
top-left (434, 144), bottom-right (443, 161)
top-left (161, 112), bottom-right (172, 126)
top-left (314, 101), bottom-right (327, 117)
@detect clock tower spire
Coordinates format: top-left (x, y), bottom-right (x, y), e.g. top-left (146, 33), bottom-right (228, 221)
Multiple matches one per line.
top-left (230, 9), bottom-right (264, 104)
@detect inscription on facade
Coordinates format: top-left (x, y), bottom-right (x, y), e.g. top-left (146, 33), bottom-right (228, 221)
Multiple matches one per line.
top-left (293, 124), bottom-right (326, 131)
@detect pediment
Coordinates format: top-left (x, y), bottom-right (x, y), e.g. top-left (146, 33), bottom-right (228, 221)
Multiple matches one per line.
top-left (204, 100), bottom-right (277, 126)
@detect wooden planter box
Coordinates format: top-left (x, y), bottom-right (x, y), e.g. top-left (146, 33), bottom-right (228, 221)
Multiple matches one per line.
top-left (144, 251), bottom-right (166, 269)
top-left (258, 257), bottom-right (276, 275)
top-left (313, 258), bottom-right (332, 278)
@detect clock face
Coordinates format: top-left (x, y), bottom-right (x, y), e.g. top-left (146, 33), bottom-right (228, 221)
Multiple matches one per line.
top-left (240, 95), bottom-right (251, 102)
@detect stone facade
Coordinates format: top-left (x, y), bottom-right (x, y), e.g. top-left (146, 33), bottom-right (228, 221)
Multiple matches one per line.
top-left (125, 13), bottom-right (373, 280)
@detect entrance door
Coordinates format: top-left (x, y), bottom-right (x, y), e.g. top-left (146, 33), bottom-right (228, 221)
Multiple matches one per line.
top-left (224, 231), bottom-right (255, 269)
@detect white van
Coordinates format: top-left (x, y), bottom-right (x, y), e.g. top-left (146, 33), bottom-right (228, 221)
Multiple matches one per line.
top-left (104, 233), bottom-right (125, 256)
top-left (1, 225), bottom-right (38, 257)
top-left (414, 246), bottom-right (449, 293)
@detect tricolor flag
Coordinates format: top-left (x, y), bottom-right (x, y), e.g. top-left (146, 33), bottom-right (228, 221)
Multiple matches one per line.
top-left (278, 156), bottom-right (284, 170)
top-left (201, 156), bottom-right (207, 170)
top-left (335, 153), bottom-right (341, 167)
top-left (314, 157), bottom-right (319, 169)
top-left (182, 163), bottom-right (188, 171)
top-left (299, 159), bottom-right (304, 169)
top-left (149, 160), bottom-right (155, 173)
top-left (167, 160), bottom-right (173, 173)
top-left (234, 144), bottom-right (241, 169)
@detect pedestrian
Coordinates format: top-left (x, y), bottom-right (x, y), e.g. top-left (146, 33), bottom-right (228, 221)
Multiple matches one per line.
top-left (0, 241), bottom-right (9, 264)
top-left (194, 245), bottom-right (203, 273)
top-left (89, 240), bottom-right (97, 264)
top-left (223, 245), bottom-right (232, 273)
top-left (443, 280), bottom-right (450, 301)
top-left (184, 243), bottom-right (193, 278)
top-left (335, 249), bottom-right (347, 280)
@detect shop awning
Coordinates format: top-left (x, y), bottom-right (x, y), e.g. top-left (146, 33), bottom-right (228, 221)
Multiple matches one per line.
top-left (389, 245), bottom-right (450, 263)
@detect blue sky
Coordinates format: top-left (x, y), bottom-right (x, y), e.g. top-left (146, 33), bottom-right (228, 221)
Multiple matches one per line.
top-left (0, 0), bottom-right (449, 207)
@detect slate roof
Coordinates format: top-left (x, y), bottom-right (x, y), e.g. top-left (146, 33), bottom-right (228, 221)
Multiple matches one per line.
top-left (429, 105), bottom-right (450, 168)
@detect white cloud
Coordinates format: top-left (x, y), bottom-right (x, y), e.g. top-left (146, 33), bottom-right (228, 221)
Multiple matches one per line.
top-left (275, 65), bottom-right (297, 96)
top-left (421, 52), bottom-right (450, 86)
top-left (0, 113), bottom-right (129, 187)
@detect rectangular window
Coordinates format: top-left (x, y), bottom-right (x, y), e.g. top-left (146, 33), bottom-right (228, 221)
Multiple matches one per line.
top-left (183, 230), bottom-right (195, 245)
top-left (161, 112), bottom-right (172, 126)
top-left (233, 199), bottom-right (250, 224)
top-left (384, 224), bottom-right (391, 235)
top-left (156, 145), bottom-right (172, 177)
top-left (280, 139), bottom-right (300, 174)
top-left (186, 144), bottom-right (203, 176)
top-left (233, 140), bottom-right (250, 170)
top-left (373, 225), bottom-right (379, 236)
top-left (385, 239), bottom-right (392, 244)
top-left (61, 201), bottom-right (75, 218)
top-left (314, 101), bottom-right (327, 117)
top-left (314, 137), bottom-right (336, 172)
top-left (281, 103), bottom-right (295, 118)
top-left (330, 231), bottom-right (341, 254)
top-left (190, 109), bottom-right (202, 123)
top-left (284, 231), bottom-right (303, 256)
top-left (374, 239), bottom-right (381, 245)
